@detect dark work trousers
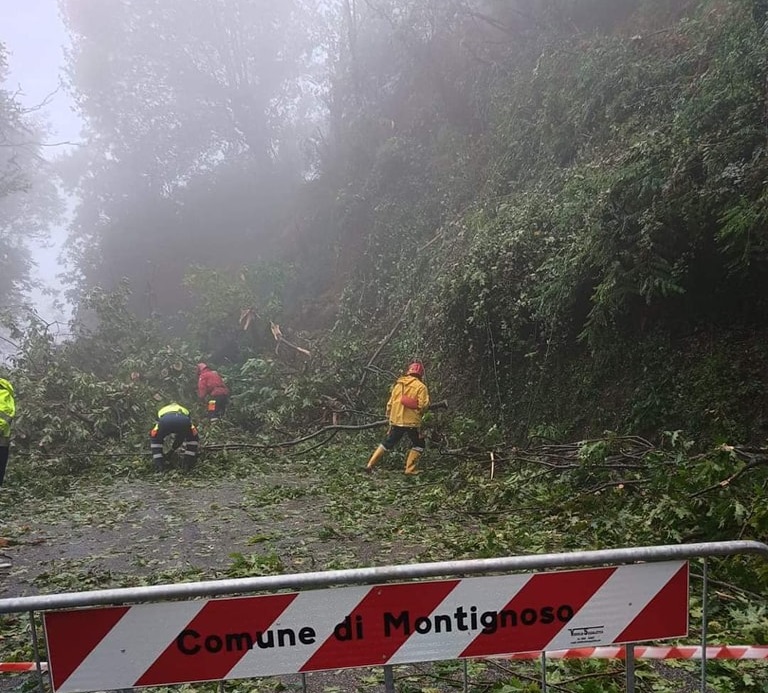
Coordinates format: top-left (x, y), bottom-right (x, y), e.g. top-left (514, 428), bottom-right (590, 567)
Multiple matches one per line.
top-left (381, 425), bottom-right (425, 452)
top-left (206, 394), bottom-right (229, 419)
top-left (149, 413), bottom-right (199, 471)
top-left (0, 443), bottom-right (8, 486)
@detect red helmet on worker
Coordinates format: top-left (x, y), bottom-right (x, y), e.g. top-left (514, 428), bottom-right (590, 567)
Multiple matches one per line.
top-left (196, 362), bottom-right (208, 375)
top-left (406, 362), bottom-right (425, 378)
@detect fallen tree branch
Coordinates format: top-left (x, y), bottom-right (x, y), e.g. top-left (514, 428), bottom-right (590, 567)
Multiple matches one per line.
top-left (358, 300), bottom-right (411, 387)
top-left (204, 420), bottom-right (387, 451)
top-left (271, 322), bottom-right (311, 358)
top-left (688, 570), bottom-right (767, 601)
top-left (689, 457), bottom-right (768, 498)
top-left (483, 659), bottom-right (575, 693)
top-left (585, 478), bottom-right (649, 495)
top-left (288, 431), bottom-right (339, 457)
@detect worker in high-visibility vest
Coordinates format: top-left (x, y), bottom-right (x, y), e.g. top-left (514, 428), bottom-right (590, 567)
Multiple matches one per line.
top-left (0, 378), bottom-right (15, 486)
top-left (148, 403), bottom-right (199, 472)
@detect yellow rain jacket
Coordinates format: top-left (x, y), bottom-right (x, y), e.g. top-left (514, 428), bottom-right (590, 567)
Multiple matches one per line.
top-left (0, 378), bottom-right (15, 441)
top-left (386, 375), bottom-right (429, 428)
top-left (157, 403), bottom-right (190, 418)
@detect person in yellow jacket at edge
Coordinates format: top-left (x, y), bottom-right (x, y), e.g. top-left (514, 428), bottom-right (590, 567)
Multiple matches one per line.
top-left (0, 378), bottom-right (15, 487)
top-left (365, 362), bottom-right (430, 475)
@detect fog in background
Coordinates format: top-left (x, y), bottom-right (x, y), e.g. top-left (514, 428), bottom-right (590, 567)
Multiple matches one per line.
top-left (2, 0), bottom-right (79, 324)
top-left (1, 0), bottom-right (501, 328)
top-left (1, 0), bottom-right (708, 341)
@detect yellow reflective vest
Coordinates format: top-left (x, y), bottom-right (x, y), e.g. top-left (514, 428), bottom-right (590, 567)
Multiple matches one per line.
top-left (386, 375), bottom-right (430, 428)
top-left (0, 378), bottom-right (15, 439)
top-left (157, 403), bottom-right (190, 418)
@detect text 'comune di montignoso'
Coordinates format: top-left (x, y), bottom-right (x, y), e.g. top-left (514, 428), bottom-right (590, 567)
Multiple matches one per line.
top-left (175, 604), bottom-right (575, 655)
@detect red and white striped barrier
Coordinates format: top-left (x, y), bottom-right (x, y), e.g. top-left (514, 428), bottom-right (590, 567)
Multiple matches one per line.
top-left (3, 646), bottom-right (767, 676)
top-left (499, 646), bottom-right (768, 661)
top-left (0, 645), bottom-right (768, 674)
top-left (0, 662), bottom-right (48, 672)
top-left (41, 561), bottom-right (689, 693)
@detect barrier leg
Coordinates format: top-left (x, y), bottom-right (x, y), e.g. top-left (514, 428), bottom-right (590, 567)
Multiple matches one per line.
top-left (541, 651), bottom-right (547, 692)
top-left (383, 665), bottom-right (395, 693)
top-left (462, 659), bottom-right (468, 693)
top-left (701, 557), bottom-right (708, 693)
top-left (28, 611), bottom-right (46, 693)
top-left (626, 644), bottom-right (635, 693)
top-left (301, 672), bottom-right (308, 693)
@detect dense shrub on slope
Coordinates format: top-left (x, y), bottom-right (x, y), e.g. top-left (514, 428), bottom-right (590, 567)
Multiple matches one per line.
top-left (372, 1), bottom-right (768, 442)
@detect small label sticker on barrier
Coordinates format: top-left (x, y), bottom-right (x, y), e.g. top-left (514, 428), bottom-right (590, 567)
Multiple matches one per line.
top-left (43, 561), bottom-right (688, 693)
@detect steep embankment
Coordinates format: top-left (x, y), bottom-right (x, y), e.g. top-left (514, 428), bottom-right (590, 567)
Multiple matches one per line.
top-left (313, 0), bottom-right (768, 445)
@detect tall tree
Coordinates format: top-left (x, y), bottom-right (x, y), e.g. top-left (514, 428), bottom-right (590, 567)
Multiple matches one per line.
top-left (60, 0), bottom-right (331, 316)
top-left (0, 44), bottom-right (61, 309)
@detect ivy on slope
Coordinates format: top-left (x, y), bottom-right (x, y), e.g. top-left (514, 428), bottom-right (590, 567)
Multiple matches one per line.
top-left (330, 0), bottom-right (768, 444)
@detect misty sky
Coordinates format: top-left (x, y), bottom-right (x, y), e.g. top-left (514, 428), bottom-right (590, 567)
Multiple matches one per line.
top-left (2, 0), bottom-right (80, 320)
top-left (2, 0), bottom-right (79, 141)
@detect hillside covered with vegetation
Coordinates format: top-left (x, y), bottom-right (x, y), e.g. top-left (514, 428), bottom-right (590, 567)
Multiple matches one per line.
top-left (2, 1), bottom-right (768, 691)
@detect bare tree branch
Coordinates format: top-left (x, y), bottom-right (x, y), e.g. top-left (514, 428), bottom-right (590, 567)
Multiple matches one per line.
top-left (205, 419), bottom-right (387, 451)
top-left (358, 299), bottom-right (411, 387)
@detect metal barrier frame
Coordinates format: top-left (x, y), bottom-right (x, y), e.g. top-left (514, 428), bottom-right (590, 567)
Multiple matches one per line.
top-left (1, 540), bottom-right (766, 693)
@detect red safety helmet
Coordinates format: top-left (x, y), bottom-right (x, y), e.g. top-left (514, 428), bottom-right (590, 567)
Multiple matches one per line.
top-left (406, 362), bottom-right (425, 378)
top-left (196, 362), bottom-right (208, 375)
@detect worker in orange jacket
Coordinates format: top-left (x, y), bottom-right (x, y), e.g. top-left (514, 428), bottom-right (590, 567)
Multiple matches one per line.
top-left (365, 362), bottom-right (430, 475)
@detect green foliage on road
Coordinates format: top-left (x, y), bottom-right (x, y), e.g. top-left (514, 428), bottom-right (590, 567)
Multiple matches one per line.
top-left (3, 1), bottom-right (768, 691)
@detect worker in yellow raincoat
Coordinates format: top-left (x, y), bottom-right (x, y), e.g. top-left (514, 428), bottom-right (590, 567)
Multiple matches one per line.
top-left (365, 362), bottom-right (430, 475)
